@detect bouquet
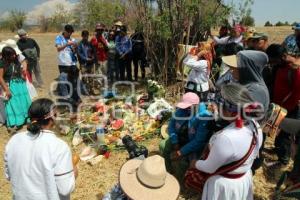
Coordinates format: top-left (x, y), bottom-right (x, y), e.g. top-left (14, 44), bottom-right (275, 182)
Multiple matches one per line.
top-left (147, 80), bottom-right (165, 99)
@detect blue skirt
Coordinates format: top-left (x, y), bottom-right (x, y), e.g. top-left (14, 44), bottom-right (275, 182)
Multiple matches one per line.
top-left (5, 79), bottom-right (31, 127)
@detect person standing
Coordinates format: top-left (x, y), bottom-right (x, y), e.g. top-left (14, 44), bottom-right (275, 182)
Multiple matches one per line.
top-left (211, 25), bottom-right (244, 47)
top-left (263, 44), bottom-right (286, 100)
top-left (5, 98), bottom-right (77, 200)
top-left (116, 26), bottom-right (133, 81)
top-left (90, 23), bottom-right (108, 75)
top-left (183, 47), bottom-right (211, 101)
top-left (55, 24), bottom-right (78, 97)
top-left (77, 30), bottom-right (96, 75)
top-left (16, 29), bottom-right (44, 88)
top-left (282, 23), bottom-right (300, 57)
top-left (272, 44), bottom-right (300, 166)
top-left (0, 47), bottom-right (31, 131)
top-left (107, 30), bottom-right (118, 84)
top-left (247, 33), bottom-right (269, 52)
top-left (131, 29), bottom-right (147, 81)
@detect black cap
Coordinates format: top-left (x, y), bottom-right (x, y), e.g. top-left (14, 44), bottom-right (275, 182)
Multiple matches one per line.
top-left (64, 24), bottom-right (74, 33)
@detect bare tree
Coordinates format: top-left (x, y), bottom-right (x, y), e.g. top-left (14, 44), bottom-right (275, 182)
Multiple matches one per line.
top-left (0, 10), bottom-right (27, 32)
top-left (128, 0), bottom-right (230, 85)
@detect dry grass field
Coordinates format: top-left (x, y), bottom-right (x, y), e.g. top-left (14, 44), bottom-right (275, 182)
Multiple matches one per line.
top-left (0, 26), bottom-right (295, 200)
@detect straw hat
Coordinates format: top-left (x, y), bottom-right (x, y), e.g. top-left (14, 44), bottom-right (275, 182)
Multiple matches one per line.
top-left (222, 55), bottom-right (237, 68)
top-left (119, 155), bottom-right (180, 200)
top-left (114, 21), bottom-right (123, 26)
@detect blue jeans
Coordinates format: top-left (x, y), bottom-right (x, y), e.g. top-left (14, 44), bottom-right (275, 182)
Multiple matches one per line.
top-left (57, 65), bottom-right (77, 97)
top-left (107, 58), bottom-right (117, 83)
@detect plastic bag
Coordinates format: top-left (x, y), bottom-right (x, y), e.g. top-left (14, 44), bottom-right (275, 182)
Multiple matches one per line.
top-left (147, 98), bottom-right (173, 118)
top-left (26, 78), bottom-right (38, 100)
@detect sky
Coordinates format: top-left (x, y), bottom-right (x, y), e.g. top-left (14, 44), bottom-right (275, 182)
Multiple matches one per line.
top-left (0, 0), bottom-right (299, 26)
top-left (0, 0), bottom-right (78, 12)
top-left (224, 0), bottom-right (300, 25)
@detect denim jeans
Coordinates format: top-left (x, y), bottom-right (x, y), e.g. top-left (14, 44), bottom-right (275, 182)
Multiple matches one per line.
top-left (107, 58), bottom-right (117, 83)
top-left (57, 65), bottom-right (77, 97)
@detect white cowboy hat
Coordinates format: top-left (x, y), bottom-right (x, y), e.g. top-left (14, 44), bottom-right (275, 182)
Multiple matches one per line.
top-left (119, 155), bottom-right (180, 200)
top-left (2, 39), bottom-right (22, 55)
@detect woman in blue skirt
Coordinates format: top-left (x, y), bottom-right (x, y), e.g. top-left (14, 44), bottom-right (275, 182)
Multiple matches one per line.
top-left (0, 46), bottom-right (31, 131)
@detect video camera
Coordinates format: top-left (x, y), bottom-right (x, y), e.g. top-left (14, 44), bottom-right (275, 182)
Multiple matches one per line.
top-left (122, 135), bottom-right (148, 159)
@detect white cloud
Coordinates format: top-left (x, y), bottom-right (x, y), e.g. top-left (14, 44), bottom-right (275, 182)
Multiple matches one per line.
top-left (26, 0), bottom-right (77, 25)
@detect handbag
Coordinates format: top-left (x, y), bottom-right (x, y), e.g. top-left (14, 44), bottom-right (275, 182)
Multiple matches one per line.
top-left (184, 121), bottom-right (258, 193)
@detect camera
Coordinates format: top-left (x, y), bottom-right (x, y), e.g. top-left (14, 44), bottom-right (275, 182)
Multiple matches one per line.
top-left (122, 135), bottom-right (148, 159)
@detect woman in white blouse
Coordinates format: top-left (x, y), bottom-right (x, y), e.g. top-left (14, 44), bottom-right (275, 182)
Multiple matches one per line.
top-left (191, 83), bottom-right (263, 200)
top-left (5, 98), bottom-right (77, 200)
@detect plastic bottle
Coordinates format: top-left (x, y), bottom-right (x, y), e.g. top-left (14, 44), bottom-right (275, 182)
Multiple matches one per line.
top-left (96, 125), bottom-right (105, 145)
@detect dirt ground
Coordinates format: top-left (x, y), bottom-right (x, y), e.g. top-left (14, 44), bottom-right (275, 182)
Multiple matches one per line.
top-left (0, 26), bottom-right (295, 200)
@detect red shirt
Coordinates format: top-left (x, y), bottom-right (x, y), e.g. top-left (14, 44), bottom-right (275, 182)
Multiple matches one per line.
top-left (90, 35), bottom-right (108, 62)
top-left (273, 64), bottom-right (300, 112)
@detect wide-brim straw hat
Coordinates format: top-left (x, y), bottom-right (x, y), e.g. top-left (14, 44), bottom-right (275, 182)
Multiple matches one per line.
top-left (119, 155), bottom-right (180, 200)
top-left (222, 55), bottom-right (237, 68)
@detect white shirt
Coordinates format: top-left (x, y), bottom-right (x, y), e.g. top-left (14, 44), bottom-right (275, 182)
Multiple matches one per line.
top-left (213, 35), bottom-right (244, 47)
top-left (18, 54), bottom-right (26, 63)
top-left (196, 121), bottom-right (263, 174)
top-left (5, 130), bottom-right (75, 200)
top-left (183, 55), bottom-right (209, 92)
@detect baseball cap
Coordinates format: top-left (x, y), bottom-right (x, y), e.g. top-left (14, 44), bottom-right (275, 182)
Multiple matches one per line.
top-left (249, 32), bottom-right (268, 40)
top-left (292, 23), bottom-right (300, 30)
top-left (17, 29), bottom-right (27, 36)
top-left (176, 92), bottom-right (199, 109)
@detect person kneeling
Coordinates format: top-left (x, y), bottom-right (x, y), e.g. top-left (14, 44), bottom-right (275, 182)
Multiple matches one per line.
top-left (159, 92), bottom-right (212, 183)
